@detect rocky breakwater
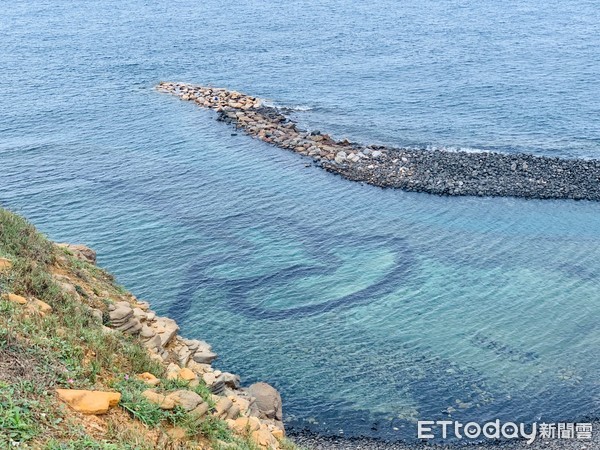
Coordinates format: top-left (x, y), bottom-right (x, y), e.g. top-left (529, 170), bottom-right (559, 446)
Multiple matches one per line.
top-left (158, 81), bottom-right (600, 201)
top-left (60, 243), bottom-right (286, 449)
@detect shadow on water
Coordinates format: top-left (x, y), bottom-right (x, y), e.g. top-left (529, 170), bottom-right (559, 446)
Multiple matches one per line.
top-left (75, 174), bottom-right (415, 321)
top-left (172, 232), bottom-right (414, 321)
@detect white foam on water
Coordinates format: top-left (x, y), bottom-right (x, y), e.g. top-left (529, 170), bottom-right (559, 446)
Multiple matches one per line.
top-left (263, 100), bottom-right (314, 112)
top-left (425, 144), bottom-right (495, 154)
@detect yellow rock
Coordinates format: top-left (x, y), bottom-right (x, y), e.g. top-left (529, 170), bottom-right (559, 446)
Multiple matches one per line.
top-left (167, 426), bottom-right (187, 441)
top-left (229, 394), bottom-right (250, 414)
top-left (56, 389), bottom-right (120, 414)
top-left (230, 416), bottom-right (261, 434)
top-left (271, 428), bottom-right (285, 440)
top-left (251, 428), bottom-right (278, 448)
top-left (178, 368), bottom-right (197, 381)
top-left (31, 299), bottom-right (53, 315)
top-left (0, 258), bottom-right (12, 271)
top-left (6, 293), bottom-right (27, 305)
top-left (142, 390), bottom-right (176, 409)
top-left (214, 397), bottom-right (233, 417)
top-left (136, 372), bottom-right (160, 386)
top-left (166, 363), bottom-right (181, 380)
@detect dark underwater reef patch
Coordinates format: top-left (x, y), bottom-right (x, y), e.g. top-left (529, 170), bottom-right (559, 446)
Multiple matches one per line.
top-left (170, 225), bottom-right (414, 321)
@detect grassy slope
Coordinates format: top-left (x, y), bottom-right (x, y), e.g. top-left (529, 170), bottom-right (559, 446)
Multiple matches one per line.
top-left (0, 208), bottom-right (295, 450)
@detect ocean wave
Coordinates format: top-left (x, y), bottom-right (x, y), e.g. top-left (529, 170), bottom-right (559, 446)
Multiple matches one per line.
top-left (424, 144), bottom-right (494, 154)
top-left (263, 100), bottom-right (314, 112)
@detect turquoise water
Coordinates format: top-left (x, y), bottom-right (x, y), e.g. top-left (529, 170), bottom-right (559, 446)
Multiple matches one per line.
top-left (1, 0), bottom-right (600, 442)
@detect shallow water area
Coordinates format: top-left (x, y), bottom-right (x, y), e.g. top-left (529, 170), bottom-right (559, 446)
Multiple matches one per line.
top-left (1, 0), bottom-right (600, 443)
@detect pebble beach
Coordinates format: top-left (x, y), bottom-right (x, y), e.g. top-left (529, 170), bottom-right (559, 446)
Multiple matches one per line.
top-left (290, 427), bottom-right (599, 449)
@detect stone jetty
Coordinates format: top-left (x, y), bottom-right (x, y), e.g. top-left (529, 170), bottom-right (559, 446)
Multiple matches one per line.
top-left (158, 81), bottom-right (600, 201)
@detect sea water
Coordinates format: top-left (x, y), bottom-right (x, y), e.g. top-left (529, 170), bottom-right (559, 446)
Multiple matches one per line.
top-left (1, 0), bottom-right (599, 441)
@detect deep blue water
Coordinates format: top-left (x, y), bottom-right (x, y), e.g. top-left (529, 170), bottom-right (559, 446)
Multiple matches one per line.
top-left (1, 0), bottom-right (600, 443)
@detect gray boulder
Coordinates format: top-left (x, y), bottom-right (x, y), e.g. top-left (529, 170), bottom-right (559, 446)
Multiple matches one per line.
top-left (248, 382), bottom-right (282, 422)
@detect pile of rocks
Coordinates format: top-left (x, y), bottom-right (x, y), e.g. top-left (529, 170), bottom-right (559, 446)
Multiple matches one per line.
top-left (2, 289), bottom-right (54, 317)
top-left (103, 298), bottom-right (286, 437)
top-left (55, 243), bottom-right (287, 449)
top-left (106, 302), bottom-right (220, 376)
top-left (157, 82), bottom-right (368, 163)
top-left (327, 148), bottom-right (600, 200)
top-left (56, 243), bottom-right (97, 264)
top-left (158, 82), bottom-right (600, 201)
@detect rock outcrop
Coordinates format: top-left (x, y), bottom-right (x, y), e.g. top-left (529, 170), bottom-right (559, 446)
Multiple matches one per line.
top-left (56, 389), bottom-right (121, 415)
top-left (57, 243), bottom-right (97, 264)
top-left (248, 382), bottom-right (283, 428)
top-left (3, 292), bottom-right (53, 316)
top-left (0, 257), bottom-right (12, 271)
top-left (99, 271), bottom-right (288, 448)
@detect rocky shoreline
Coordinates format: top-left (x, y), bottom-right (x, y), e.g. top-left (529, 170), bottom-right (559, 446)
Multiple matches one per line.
top-left (55, 243), bottom-right (287, 449)
top-left (157, 82), bottom-right (600, 201)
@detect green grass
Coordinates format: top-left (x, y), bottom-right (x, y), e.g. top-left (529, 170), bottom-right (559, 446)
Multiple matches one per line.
top-left (192, 381), bottom-right (217, 408)
top-left (109, 376), bottom-right (260, 448)
top-left (0, 382), bottom-right (38, 445)
top-left (0, 209), bottom-right (55, 268)
top-left (46, 437), bottom-right (122, 450)
top-left (0, 207), bottom-right (297, 449)
top-left (111, 376), bottom-right (225, 437)
top-left (111, 378), bottom-right (167, 428)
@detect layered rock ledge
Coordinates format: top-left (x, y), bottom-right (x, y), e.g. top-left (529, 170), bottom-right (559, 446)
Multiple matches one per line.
top-left (158, 82), bottom-right (600, 201)
top-left (53, 243), bottom-right (287, 449)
